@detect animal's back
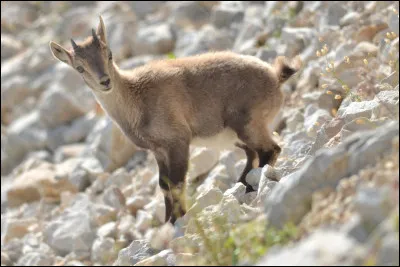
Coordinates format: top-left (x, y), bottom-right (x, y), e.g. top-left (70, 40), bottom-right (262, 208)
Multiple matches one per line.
top-left (129, 51), bottom-right (282, 150)
top-left (170, 51), bottom-right (282, 143)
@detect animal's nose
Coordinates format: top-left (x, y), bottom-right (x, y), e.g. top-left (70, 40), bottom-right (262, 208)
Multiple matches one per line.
top-left (100, 77), bottom-right (110, 87)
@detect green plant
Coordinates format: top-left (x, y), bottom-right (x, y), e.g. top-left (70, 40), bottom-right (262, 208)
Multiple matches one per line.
top-left (167, 52), bottom-right (176, 59)
top-left (194, 215), bottom-right (298, 266)
top-left (316, 26), bottom-right (398, 119)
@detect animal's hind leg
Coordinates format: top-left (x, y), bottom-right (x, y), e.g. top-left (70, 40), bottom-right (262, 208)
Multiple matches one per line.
top-left (235, 143), bottom-right (258, 193)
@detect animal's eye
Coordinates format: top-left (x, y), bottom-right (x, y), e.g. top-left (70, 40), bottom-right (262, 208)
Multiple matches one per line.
top-left (76, 66), bottom-right (84, 73)
top-left (108, 51), bottom-right (112, 61)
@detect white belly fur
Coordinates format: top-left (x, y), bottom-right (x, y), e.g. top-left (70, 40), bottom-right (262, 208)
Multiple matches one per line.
top-left (191, 128), bottom-right (240, 151)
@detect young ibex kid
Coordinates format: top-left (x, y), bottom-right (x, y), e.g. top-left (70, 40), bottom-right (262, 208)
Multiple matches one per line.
top-left (49, 16), bottom-right (301, 224)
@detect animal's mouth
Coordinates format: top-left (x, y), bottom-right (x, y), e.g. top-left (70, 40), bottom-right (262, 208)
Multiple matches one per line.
top-left (99, 86), bottom-right (112, 92)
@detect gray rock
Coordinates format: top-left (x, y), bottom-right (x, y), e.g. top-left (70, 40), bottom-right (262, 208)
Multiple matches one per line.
top-left (340, 117), bottom-right (391, 141)
top-left (66, 260), bottom-right (87, 266)
top-left (187, 147), bottom-right (219, 181)
top-left (184, 188), bottom-right (223, 220)
top-left (251, 165), bottom-right (279, 207)
top-left (103, 186), bottom-right (126, 210)
top-left (169, 235), bottom-right (200, 254)
top-left (2, 111), bottom-right (48, 175)
top-left (2, 218), bottom-right (38, 244)
top-left (135, 210), bottom-right (153, 232)
top-left (354, 185), bottom-right (392, 229)
top-left (340, 214), bottom-right (369, 243)
top-left (134, 23), bottom-right (175, 56)
top-left (304, 107), bottom-right (332, 138)
top-left (48, 64), bottom-right (94, 113)
top-left (1, 252), bottom-right (12, 266)
top-left (256, 230), bottom-right (364, 265)
top-left (55, 157), bottom-right (102, 192)
top-left (373, 90), bottom-right (399, 118)
top-left (223, 182), bottom-right (246, 202)
top-left (95, 2), bottom-right (139, 60)
top-left (280, 28), bottom-right (316, 57)
top-left (196, 164), bottom-right (233, 194)
top-left (53, 7), bottom-right (92, 41)
top-left (47, 125), bottom-right (69, 151)
top-left (43, 195), bottom-right (98, 256)
top-left (319, 3), bottom-right (347, 28)
top-left (20, 233), bottom-right (54, 255)
top-left (148, 224), bottom-right (175, 251)
top-left (211, 2), bottom-right (245, 29)
top-left (285, 110), bottom-right (304, 132)
top-left (265, 122), bottom-right (399, 228)
top-left (129, 1), bottom-right (164, 19)
top-left (113, 240), bottom-right (159, 266)
top-left (120, 55), bottom-right (160, 70)
top-left (91, 237), bottom-right (117, 264)
top-left (233, 20), bottom-right (263, 53)
top-left (195, 194), bottom-right (243, 226)
top-left (337, 99), bottom-right (381, 122)
top-left (16, 252), bottom-right (54, 266)
top-left (143, 197), bottom-right (165, 225)
top-left (86, 117), bottom-right (137, 172)
top-left (234, 159), bottom-right (247, 180)
top-left (116, 214), bottom-right (136, 241)
top-left (97, 222), bottom-right (117, 239)
top-left (1, 76), bottom-right (31, 124)
top-left (134, 249), bottom-right (172, 266)
top-left (179, 25), bottom-right (234, 57)
top-left (340, 11), bottom-right (361, 27)
top-left (38, 88), bottom-right (86, 128)
top-left (7, 164), bottom-right (78, 208)
top-left (170, 1), bottom-right (213, 29)
top-left (1, 43), bottom-right (54, 80)
top-left (26, 149), bottom-right (52, 162)
top-left (388, 7), bottom-right (399, 35)
top-left (1, 34), bottom-right (23, 61)
top-left (53, 143), bottom-right (87, 163)
top-left (2, 238), bottom-right (23, 263)
top-left (105, 168), bottom-right (132, 188)
top-left (64, 112), bottom-right (99, 144)
top-left (219, 150), bottom-right (245, 180)
top-left (245, 168), bottom-right (262, 190)
top-left (126, 195), bottom-right (150, 215)
top-left (376, 234), bottom-right (399, 266)
top-left (302, 91), bottom-right (340, 115)
top-left (256, 49), bottom-right (278, 63)
top-left (296, 64), bottom-right (321, 92)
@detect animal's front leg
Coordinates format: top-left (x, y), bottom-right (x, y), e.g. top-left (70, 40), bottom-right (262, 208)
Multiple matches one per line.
top-left (155, 153), bottom-right (173, 223)
top-left (166, 140), bottom-right (190, 224)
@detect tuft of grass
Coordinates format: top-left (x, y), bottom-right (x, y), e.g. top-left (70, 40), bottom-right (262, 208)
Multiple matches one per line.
top-left (167, 52), bottom-right (176, 59)
top-left (271, 29), bottom-right (282, 39)
top-left (316, 28), bottom-right (398, 118)
top-left (194, 215), bottom-right (298, 266)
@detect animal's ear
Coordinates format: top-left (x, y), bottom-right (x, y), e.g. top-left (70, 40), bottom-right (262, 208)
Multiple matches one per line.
top-left (97, 15), bottom-right (107, 45)
top-left (49, 41), bottom-right (73, 65)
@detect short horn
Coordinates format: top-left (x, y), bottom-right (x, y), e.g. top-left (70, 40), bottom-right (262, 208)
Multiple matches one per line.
top-left (92, 28), bottom-right (99, 43)
top-left (70, 39), bottom-right (79, 50)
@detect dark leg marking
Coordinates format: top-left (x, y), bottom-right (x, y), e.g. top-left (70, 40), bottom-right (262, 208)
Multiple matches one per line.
top-left (166, 140), bottom-right (189, 224)
top-left (236, 143), bottom-right (257, 193)
top-left (155, 154), bottom-right (173, 223)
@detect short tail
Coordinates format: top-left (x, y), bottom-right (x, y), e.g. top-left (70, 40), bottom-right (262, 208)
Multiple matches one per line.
top-left (274, 55), bottom-right (302, 83)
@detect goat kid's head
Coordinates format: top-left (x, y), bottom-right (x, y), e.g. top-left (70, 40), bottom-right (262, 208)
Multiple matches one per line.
top-left (49, 16), bottom-right (114, 92)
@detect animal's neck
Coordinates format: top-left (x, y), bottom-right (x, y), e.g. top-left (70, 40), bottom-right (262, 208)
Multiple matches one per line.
top-left (91, 61), bottom-right (125, 120)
